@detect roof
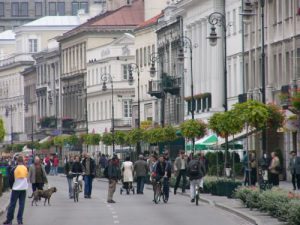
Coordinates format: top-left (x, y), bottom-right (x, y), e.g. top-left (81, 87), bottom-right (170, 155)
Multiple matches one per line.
top-left (22, 16), bottom-right (81, 27)
top-left (136, 12), bottom-right (163, 30)
top-left (59, 0), bottom-right (144, 41)
top-left (0, 30), bottom-right (15, 40)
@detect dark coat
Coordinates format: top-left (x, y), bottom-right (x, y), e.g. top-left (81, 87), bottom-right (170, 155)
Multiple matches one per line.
top-left (187, 159), bottom-right (206, 181)
top-left (71, 162), bottom-right (83, 174)
top-left (64, 161), bottom-right (73, 178)
top-left (82, 158), bottom-right (96, 176)
top-left (104, 160), bottom-right (121, 180)
top-left (289, 156), bottom-right (300, 175)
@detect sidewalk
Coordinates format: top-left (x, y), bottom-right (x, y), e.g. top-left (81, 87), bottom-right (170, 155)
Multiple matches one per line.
top-left (0, 191), bottom-right (10, 218)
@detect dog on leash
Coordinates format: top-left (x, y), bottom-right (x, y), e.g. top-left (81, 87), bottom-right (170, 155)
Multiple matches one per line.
top-left (28, 187), bottom-right (57, 206)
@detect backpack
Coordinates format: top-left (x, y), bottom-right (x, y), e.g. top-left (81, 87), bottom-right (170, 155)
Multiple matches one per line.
top-left (189, 160), bottom-right (200, 176)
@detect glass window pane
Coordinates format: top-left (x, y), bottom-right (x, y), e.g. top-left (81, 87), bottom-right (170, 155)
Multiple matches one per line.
top-left (72, 2), bottom-right (79, 15)
top-left (80, 2), bottom-right (89, 13)
top-left (11, 3), bottom-right (19, 17)
top-left (57, 2), bottom-right (65, 16)
top-left (35, 2), bottom-right (43, 16)
top-left (20, 2), bottom-right (28, 16)
top-left (49, 2), bottom-right (56, 16)
top-left (0, 3), bottom-right (4, 17)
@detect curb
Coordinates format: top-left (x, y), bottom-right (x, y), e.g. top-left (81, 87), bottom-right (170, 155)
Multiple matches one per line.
top-left (0, 191), bottom-right (11, 218)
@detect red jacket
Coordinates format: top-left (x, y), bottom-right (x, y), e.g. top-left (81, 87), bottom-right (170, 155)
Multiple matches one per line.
top-left (53, 157), bottom-right (59, 167)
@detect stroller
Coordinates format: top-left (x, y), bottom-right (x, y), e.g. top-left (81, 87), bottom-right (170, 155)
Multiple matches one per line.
top-left (120, 179), bottom-right (135, 195)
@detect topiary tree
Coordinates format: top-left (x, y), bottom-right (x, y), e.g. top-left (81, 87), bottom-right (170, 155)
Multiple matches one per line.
top-left (126, 128), bottom-right (144, 146)
top-left (162, 125), bottom-right (178, 143)
top-left (81, 133), bottom-right (101, 146)
top-left (266, 103), bottom-right (285, 130)
top-left (180, 119), bottom-right (207, 140)
top-left (0, 118), bottom-right (5, 142)
top-left (114, 131), bottom-right (127, 146)
top-left (102, 132), bottom-right (114, 146)
top-left (144, 127), bottom-right (163, 144)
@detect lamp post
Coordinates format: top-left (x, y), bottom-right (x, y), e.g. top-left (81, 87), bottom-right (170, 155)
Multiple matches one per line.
top-left (5, 105), bottom-right (15, 146)
top-left (207, 11), bottom-right (229, 167)
top-left (127, 63), bottom-right (141, 156)
top-left (25, 102), bottom-right (35, 156)
top-left (101, 74), bottom-right (115, 154)
top-left (177, 36), bottom-right (196, 153)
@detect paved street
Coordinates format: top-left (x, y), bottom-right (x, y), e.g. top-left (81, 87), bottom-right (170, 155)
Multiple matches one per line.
top-left (1, 176), bottom-right (252, 225)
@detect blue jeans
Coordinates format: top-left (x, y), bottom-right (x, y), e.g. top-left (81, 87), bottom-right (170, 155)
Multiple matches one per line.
top-left (7, 190), bottom-right (26, 222)
top-left (50, 166), bottom-right (55, 175)
top-left (67, 177), bottom-right (73, 198)
top-left (136, 176), bottom-right (145, 194)
top-left (54, 167), bottom-right (58, 176)
top-left (163, 177), bottom-right (169, 199)
top-left (84, 175), bottom-right (93, 197)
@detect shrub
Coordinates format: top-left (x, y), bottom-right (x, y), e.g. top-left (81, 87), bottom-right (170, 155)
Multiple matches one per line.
top-left (288, 199), bottom-right (300, 225)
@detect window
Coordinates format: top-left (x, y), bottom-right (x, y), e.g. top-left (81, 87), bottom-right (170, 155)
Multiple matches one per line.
top-left (72, 2), bottom-right (89, 15)
top-left (238, 6), bottom-right (242, 32)
top-left (285, 0), bottom-right (290, 18)
top-left (122, 64), bottom-right (129, 79)
top-left (49, 2), bottom-right (56, 16)
top-left (35, 2), bottom-right (43, 16)
top-left (278, 0), bottom-right (282, 21)
top-left (28, 39), bottom-right (38, 53)
top-left (226, 11), bottom-right (231, 35)
top-left (20, 2), bottom-right (28, 16)
top-left (136, 49), bottom-right (139, 65)
top-left (144, 47), bottom-right (147, 66)
top-left (0, 2), bottom-right (4, 17)
top-left (57, 2), bottom-right (65, 15)
top-left (11, 2), bottom-right (19, 16)
top-left (139, 48), bottom-right (143, 67)
top-left (233, 9), bottom-right (236, 34)
top-left (123, 100), bottom-right (132, 118)
top-left (148, 46), bottom-right (151, 66)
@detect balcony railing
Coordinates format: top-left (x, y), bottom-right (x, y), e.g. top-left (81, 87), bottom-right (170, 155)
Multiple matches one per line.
top-left (0, 53), bottom-right (33, 67)
top-left (114, 118), bottom-right (132, 128)
top-left (148, 80), bottom-right (163, 98)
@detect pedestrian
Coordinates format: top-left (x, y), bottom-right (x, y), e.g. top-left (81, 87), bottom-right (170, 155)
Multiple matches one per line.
top-left (121, 156), bottom-right (134, 193)
top-left (187, 154), bottom-right (206, 203)
top-left (99, 154), bottom-right (108, 177)
top-left (250, 153), bottom-right (257, 186)
top-left (43, 155), bottom-right (51, 175)
top-left (174, 151), bottom-right (188, 194)
top-left (72, 155), bottom-right (83, 192)
top-left (268, 151), bottom-right (281, 186)
top-left (242, 151), bottom-right (250, 186)
top-left (53, 155), bottom-right (59, 176)
top-left (49, 155), bottom-right (54, 175)
top-left (4, 155), bottom-right (28, 225)
top-left (81, 152), bottom-right (96, 198)
top-left (134, 155), bottom-right (148, 194)
top-left (289, 151), bottom-right (300, 191)
top-left (28, 156), bottom-right (48, 192)
top-left (104, 155), bottom-right (121, 203)
top-left (64, 156), bottom-right (74, 199)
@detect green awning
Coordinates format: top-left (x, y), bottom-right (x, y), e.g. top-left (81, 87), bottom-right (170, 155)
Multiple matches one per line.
top-left (186, 134), bottom-right (218, 151)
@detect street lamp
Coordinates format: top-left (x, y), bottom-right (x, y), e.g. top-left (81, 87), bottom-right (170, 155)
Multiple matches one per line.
top-left (127, 63), bottom-right (141, 156)
top-left (207, 11), bottom-right (229, 165)
top-left (101, 74), bottom-right (115, 154)
top-left (25, 102), bottom-right (35, 156)
top-left (5, 105), bottom-right (16, 146)
top-left (241, 0), bottom-right (267, 154)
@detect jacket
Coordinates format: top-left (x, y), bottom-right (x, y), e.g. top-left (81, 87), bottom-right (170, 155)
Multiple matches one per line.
top-left (134, 160), bottom-right (148, 177)
top-left (289, 156), bottom-right (300, 175)
top-left (71, 162), bottom-right (83, 174)
top-left (82, 158), bottom-right (96, 176)
top-left (269, 157), bottom-right (280, 174)
top-left (28, 164), bottom-right (48, 184)
top-left (187, 159), bottom-right (206, 181)
top-left (64, 161), bottom-right (73, 178)
top-left (174, 156), bottom-right (188, 172)
top-left (104, 160), bottom-right (121, 180)
top-left (121, 161), bottom-right (133, 182)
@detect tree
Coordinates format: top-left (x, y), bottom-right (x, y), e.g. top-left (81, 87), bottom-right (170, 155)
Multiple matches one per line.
top-left (114, 131), bottom-right (127, 146)
top-left (0, 118), bottom-right (5, 142)
top-left (102, 132), bottom-right (114, 146)
top-left (81, 133), bottom-right (101, 146)
top-left (144, 127), bottom-right (163, 144)
top-left (266, 103), bottom-right (285, 130)
top-left (180, 119), bottom-right (207, 140)
top-left (162, 126), bottom-right (178, 142)
top-left (127, 128), bottom-right (144, 146)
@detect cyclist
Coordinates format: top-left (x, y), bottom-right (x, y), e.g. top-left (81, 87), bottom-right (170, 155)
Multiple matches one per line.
top-left (71, 155), bottom-right (83, 192)
top-left (187, 154), bottom-right (206, 203)
top-left (152, 155), bottom-right (171, 202)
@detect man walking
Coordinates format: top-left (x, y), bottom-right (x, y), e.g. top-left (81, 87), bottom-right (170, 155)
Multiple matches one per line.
top-left (53, 155), bottom-right (59, 176)
top-left (134, 155), bottom-right (148, 194)
top-left (104, 155), bottom-right (121, 203)
top-left (4, 156), bottom-right (28, 225)
top-left (187, 154), bottom-right (206, 203)
top-left (174, 151), bottom-right (188, 194)
top-left (28, 156), bottom-right (48, 192)
top-left (289, 151), bottom-right (300, 191)
top-left (82, 152), bottom-right (96, 198)
top-left (64, 156), bottom-right (74, 199)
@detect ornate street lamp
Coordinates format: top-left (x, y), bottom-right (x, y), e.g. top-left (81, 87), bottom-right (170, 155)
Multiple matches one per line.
top-left (101, 74), bottom-right (115, 154)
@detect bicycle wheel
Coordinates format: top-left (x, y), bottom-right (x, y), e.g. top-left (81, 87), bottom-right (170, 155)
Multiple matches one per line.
top-left (73, 185), bottom-right (77, 202)
top-left (154, 183), bottom-right (161, 204)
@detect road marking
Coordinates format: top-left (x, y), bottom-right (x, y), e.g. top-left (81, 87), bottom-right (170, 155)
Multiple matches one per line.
top-left (113, 215), bottom-right (118, 219)
top-left (113, 220), bottom-right (119, 224)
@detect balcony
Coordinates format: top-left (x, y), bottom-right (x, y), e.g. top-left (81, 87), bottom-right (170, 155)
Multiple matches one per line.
top-left (0, 53), bottom-right (33, 67)
top-left (163, 75), bottom-right (180, 96)
top-left (148, 80), bottom-right (163, 98)
top-left (114, 118), bottom-right (132, 128)
top-left (38, 116), bottom-right (57, 129)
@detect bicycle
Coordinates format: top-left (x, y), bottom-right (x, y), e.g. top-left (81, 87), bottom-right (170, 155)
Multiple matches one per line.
top-left (72, 173), bottom-right (82, 202)
top-left (153, 177), bottom-right (168, 204)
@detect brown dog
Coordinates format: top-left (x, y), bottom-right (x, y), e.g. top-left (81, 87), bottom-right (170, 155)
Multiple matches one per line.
top-left (28, 187), bottom-right (57, 206)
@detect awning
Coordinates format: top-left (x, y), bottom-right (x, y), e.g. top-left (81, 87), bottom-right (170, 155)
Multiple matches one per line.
top-left (39, 136), bottom-right (51, 144)
top-left (186, 134), bottom-right (218, 151)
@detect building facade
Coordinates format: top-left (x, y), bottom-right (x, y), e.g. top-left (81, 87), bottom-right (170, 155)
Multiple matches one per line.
top-left (58, 0), bottom-right (144, 135)
top-left (0, 0), bottom-right (105, 31)
top-left (87, 34), bottom-right (135, 154)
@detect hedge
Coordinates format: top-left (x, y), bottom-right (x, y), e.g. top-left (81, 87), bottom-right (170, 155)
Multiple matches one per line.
top-left (235, 187), bottom-right (300, 225)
